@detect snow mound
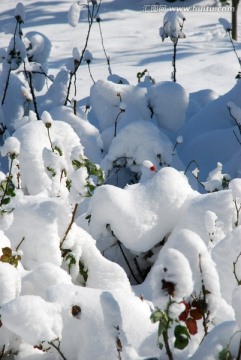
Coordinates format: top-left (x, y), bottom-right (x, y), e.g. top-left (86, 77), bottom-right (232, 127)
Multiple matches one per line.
top-left (88, 167), bottom-right (195, 252)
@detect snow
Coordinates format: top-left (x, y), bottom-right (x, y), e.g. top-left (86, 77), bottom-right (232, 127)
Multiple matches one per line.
top-left (0, 0), bottom-right (241, 358)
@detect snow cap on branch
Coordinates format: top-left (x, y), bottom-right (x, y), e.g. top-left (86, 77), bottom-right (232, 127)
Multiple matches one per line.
top-left (15, 2), bottom-right (25, 24)
top-left (160, 11), bottom-right (186, 43)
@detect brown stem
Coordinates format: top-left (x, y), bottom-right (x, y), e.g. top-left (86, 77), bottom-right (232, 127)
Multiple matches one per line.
top-left (60, 203), bottom-right (78, 250)
top-left (163, 330), bottom-right (173, 360)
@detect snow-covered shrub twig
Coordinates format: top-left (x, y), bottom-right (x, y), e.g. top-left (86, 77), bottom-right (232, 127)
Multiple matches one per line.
top-left (65, 0), bottom-right (102, 104)
top-left (96, 16), bottom-right (112, 75)
top-left (1, 3), bottom-right (25, 107)
top-left (159, 11), bottom-right (186, 82)
top-left (219, 17), bottom-right (241, 78)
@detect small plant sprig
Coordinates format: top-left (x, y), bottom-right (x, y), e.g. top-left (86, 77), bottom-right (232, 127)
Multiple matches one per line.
top-left (151, 299), bottom-right (191, 360)
top-left (60, 154), bottom-right (104, 252)
top-left (159, 11), bottom-right (186, 82)
top-left (114, 92), bottom-right (126, 137)
top-left (96, 16), bottom-right (112, 75)
top-left (1, 3), bottom-right (25, 107)
top-left (65, 0), bottom-right (102, 105)
top-left (218, 331), bottom-right (241, 360)
top-left (0, 137), bottom-right (20, 214)
top-left (0, 247), bottom-right (21, 267)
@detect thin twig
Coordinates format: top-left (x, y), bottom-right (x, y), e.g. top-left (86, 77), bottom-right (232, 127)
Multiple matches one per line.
top-left (65, 1), bottom-right (101, 105)
top-left (15, 236), bottom-right (25, 252)
top-left (0, 345), bottom-right (5, 359)
top-left (48, 341), bottom-right (67, 360)
top-left (97, 18), bottom-right (112, 75)
top-left (234, 199), bottom-right (241, 227)
top-left (60, 203), bottom-right (78, 250)
top-left (87, 62), bottom-right (95, 84)
top-left (114, 110), bottom-right (123, 137)
top-left (199, 254), bottom-right (209, 337)
top-left (233, 252), bottom-right (241, 285)
top-left (228, 30), bottom-right (241, 68)
top-left (117, 240), bottom-right (141, 284)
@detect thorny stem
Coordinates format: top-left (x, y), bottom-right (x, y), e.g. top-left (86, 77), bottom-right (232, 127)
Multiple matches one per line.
top-left (60, 203), bottom-right (78, 250)
top-left (233, 252), bottom-right (241, 285)
top-left (97, 19), bottom-right (112, 75)
top-left (48, 341), bottom-right (67, 360)
top-left (64, 1), bottom-right (101, 105)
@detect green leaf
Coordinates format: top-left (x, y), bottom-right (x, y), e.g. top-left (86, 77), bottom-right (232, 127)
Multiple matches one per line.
top-left (54, 146), bottom-right (63, 156)
top-left (1, 197), bottom-right (11, 205)
top-left (2, 247), bottom-right (12, 257)
top-left (219, 347), bottom-right (233, 360)
top-left (0, 255), bottom-right (10, 263)
top-left (150, 310), bottom-right (163, 323)
top-left (158, 319), bottom-right (166, 337)
top-left (158, 340), bottom-right (163, 350)
top-left (174, 325), bottom-right (190, 350)
top-left (72, 159), bottom-right (82, 169)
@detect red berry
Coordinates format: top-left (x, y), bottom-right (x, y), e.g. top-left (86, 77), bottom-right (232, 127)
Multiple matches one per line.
top-left (150, 165), bottom-right (156, 172)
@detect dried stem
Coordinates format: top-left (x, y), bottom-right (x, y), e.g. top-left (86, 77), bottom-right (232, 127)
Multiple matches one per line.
top-left (60, 203), bottom-right (78, 250)
top-left (233, 252), bottom-right (241, 285)
top-left (1, 19), bottom-right (20, 106)
top-left (15, 236), bottom-right (25, 252)
top-left (199, 254), bottom-right (209, 338)
top-left (97, 18), bottom-right (112, 75)
top-left (48, 341), bottom-right (67, 360)
top-left (184, 159), bottom-right (205, 190)
top-left (234, 199), bottom-right (241, 227)
top-left (87, 62), bottom-right (95, 84)
top-left (64, 1), bottom-right (101, 105)
top-left (117, 240), bottom-right (140, 284)
top-left (114, 110), bottom-right (123, 137)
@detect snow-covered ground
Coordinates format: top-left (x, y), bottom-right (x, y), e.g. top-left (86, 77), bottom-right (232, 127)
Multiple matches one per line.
top-left (1, 0), bottom-right (241, 359)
